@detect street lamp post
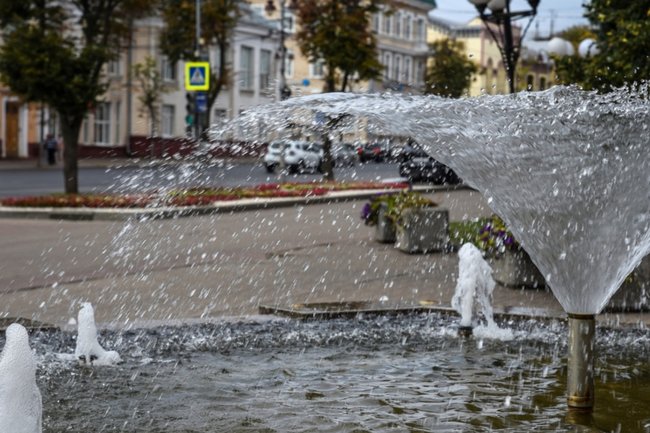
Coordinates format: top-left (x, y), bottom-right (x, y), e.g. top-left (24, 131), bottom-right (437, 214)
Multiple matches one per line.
top-left (265, 0), bottom-right (296, 100)
top-left (468, 0), bottom-right (539, 93)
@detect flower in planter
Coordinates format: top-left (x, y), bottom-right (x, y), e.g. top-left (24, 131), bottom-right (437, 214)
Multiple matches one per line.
top-left (476, 215), bottom-right (519, 256)
top-left (361, 191), bottom-right (437, 226)
top-left (449, 216), bottom-right (523, 256)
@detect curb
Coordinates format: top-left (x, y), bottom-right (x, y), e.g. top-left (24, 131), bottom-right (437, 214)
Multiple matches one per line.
top-left (0, 185), bottom-right (466, 221)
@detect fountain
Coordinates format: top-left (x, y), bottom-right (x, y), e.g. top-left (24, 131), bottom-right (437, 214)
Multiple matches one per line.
top-left (0, 86), bottom-right (648, 431)
top-left (217, 85), bottom-right (650, 412)
top-left (0, 323), bottom-right (42, 433)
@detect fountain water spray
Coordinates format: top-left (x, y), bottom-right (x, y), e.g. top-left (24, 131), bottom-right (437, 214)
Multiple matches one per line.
top-left (0, 323), bottom-right (42, 433)
top-left (75, 303), bottom-right (121, 366)
top-left (217, 86), bottom-right (650, 413)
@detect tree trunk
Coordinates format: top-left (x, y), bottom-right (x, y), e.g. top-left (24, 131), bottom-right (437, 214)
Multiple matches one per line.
top-left (340, 72), bottom-right (349, 92)
top-left (60, 115), bottom-right (83, 194)
top-left (321, 134), bottom-right (335, 182)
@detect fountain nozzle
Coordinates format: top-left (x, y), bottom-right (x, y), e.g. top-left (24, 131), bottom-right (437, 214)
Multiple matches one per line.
top-left (457, 325), bottom-right (473, 338)
top-left (567, 313), bottom-right (595, 411)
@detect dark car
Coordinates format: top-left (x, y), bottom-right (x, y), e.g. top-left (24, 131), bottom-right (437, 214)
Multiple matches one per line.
top-left (399, 152), bottom-right (461, 184)
top-left (357, 143), bottom-right (387, 163)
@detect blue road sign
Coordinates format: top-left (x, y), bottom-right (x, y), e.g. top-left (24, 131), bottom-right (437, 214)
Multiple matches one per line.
top-left (195, 92), bottom-right (207, 114)
top-left (185, 62), bottom-right (210, 91)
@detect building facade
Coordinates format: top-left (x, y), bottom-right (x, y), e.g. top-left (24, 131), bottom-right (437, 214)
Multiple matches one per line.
top-left (0, 4), bottom-right (280, 160)
top-left (427, 15), bottom-right (554, 96)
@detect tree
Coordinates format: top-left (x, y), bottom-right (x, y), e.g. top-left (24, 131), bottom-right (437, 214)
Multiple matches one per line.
top-left (0, 0), bottom-right (154, 193)
top-left (159, 0), bottom-right (243, 135)
top-left (133, 56), bottom-right (169, 137)
top-left (554, 1), bottom-right (650, 91)
top-left (294, 0), bottom-right (384, 181)
top-left (294, 0), bottom-right (384, 93)
top-left (424, 38), bottom-right (477, 98)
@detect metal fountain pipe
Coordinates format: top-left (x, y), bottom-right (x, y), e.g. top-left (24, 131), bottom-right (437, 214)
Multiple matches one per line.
top-left (566, 313), bottom-right (595, 411)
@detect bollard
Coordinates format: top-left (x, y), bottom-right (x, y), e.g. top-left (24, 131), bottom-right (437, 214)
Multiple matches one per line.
top-left (567, 313), bottom-right (595, 411)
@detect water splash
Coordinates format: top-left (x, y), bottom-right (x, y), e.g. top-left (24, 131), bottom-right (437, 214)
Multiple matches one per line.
top-left (0, 323), bottom-right (42, 433)
top-left (73, 303), bottom-right (121, 366)
top-left (452, 243), bottom-right (496, 328)
top-left (214, 86), bottom-right (650, 314)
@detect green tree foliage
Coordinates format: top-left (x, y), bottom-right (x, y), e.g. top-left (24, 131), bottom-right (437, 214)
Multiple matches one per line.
top-left (424, 38), bottom-right (477, 98)
top-left (294, 0), bottom-right (384, 93)
top-left (0, 0), bottom-right (154, 193)
top-left (554, 1), bottom-right (650, 91)
top-left (159, 0), bottom-right (243, 134)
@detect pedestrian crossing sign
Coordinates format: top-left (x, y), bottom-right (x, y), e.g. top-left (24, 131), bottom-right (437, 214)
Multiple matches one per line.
top-left (185, 62), bottom-right (210, 91)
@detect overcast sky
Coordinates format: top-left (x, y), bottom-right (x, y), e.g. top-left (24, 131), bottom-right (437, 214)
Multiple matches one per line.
top-left (430, 0), bottom-right (590, 39)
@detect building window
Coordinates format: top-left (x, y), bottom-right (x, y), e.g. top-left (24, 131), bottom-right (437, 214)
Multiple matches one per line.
top-left (161, 105), bottom-right (175, 137)
top-left (278, 11), bottom-right (295, 33)
top-left (94, 102), bottom-right (111, 145)
top-left (285, 49), bottom-right (294, 78)
top-left (115, 101), bottom-right (121, 145)
top-left (417, 18), bottom-right (425, 42)
top-left (372, 13), bottom-right (380, 32)
top-left (382, 14), bottom-right (391, 35)
top-left (161, 56), bottom-right (177, 82)
top-left (526, 74), bottom-right (534, 90)
top-left (260, 49), bottom-right (272, 90)
top-left (383, 52), bottom-right (392, 79)
top-left (310, 59), bottom-right (325, 78)
top-left (404, 15), bottom-right (412, 40)
top-left (240, 45), bottom-right (254, 91)
top-left (405, 57), bottom-right (411, 83)
top-left (415, 59), bottom-right (424, 85)
top-left (394, 12), bottom-right (401, 37)
top-left (394, 55), bottom-right (402, 81)
top-left (539, 76), bottom-right (546, 90)
top-left (107, 58), bottom-right (121, 76)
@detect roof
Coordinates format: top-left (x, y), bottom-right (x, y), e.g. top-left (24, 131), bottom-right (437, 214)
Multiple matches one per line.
top-left (427, 13), bottom-right (481, 35)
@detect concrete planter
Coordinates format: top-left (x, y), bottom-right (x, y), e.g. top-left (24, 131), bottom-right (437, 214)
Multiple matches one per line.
top-left (605, 255), bottom-right (650, 312)
top-left (489, 249), bottom-right (546, 289)
top-left (395, 207), bottom-right (449, 253)
top-left (374, 204), bottom-right (396, 243)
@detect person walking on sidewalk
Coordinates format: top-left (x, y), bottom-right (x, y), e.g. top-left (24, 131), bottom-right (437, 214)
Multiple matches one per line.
top-left (44, 134), bottom-right (58, 165)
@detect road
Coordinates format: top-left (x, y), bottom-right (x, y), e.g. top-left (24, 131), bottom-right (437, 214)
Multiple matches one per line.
top-left (0, 160), bottom-right (404, 198)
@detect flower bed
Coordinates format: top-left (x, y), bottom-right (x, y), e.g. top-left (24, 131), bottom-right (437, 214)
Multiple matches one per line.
top-left (0, 181), bottom-right (409, 209)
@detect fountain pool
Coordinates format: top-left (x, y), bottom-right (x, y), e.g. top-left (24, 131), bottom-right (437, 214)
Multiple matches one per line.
top-left (24, 315), bottom-right (650, 432)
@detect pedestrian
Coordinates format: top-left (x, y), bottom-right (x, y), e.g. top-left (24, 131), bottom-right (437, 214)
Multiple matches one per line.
top-left (44, 134), bottom-right (58, 165)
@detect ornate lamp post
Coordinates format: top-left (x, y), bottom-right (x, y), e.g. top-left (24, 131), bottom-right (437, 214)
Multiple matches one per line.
top-left (468, 0), bottom-right (539, 93)
top-left (265, 0), bottom-right (297, 100)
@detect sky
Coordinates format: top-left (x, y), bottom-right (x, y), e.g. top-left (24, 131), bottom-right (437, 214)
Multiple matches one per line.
top-left (430, 0), bottom-right (590, 39)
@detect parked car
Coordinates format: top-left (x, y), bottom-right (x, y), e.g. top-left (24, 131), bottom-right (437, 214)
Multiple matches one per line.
top-left (357, 142), bottom-right (387, 163)
top-left (399, 152), bottom-right (461, 185)
top-left (263, 141), bottom-right (284, 172)
top-left (332, 143), bottom-right (359, 167)
top-left (282, 140), bottom-right (322, 174)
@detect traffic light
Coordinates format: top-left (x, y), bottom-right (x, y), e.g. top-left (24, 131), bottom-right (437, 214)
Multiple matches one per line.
top-left (185, 93), bottom-right (195, 126)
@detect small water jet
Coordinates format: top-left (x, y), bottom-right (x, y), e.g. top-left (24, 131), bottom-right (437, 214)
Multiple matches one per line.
top-left (452, 242), bottom-right (496, 336)
top-left (0, 323), bottom-right (42, 433)
top-left (73, 303), bottom-right (121, 366)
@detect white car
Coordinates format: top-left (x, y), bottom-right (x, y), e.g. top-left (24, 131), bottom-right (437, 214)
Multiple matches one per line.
top-left (263, 141), bottom-right (284, 173)
top-left (282, 141), bottom-right (322, 173)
